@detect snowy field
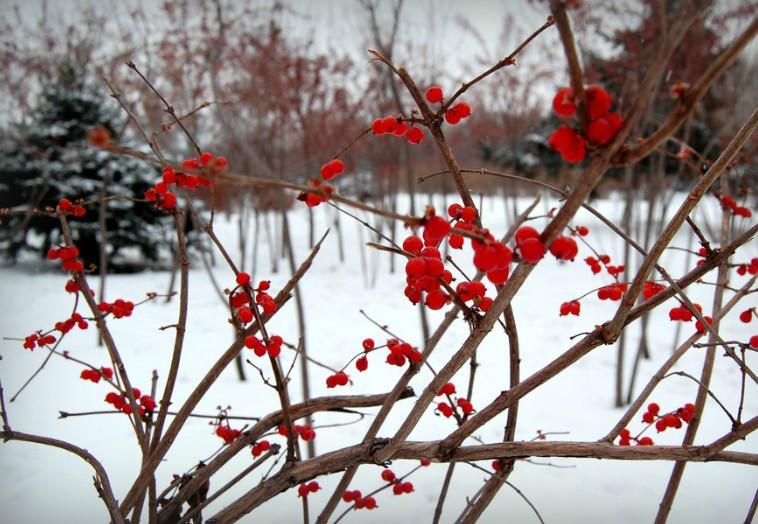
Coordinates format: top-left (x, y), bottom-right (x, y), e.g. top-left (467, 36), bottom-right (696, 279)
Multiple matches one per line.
top-left (0, 192), bottom-right (755, 524)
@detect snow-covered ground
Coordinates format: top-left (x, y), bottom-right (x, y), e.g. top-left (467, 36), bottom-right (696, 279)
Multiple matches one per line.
top-left (1, 192), bottom-right (755, 523)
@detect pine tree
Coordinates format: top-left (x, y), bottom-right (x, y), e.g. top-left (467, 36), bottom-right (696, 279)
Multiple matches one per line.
top-left (0, 62), bottom-right (174, 271)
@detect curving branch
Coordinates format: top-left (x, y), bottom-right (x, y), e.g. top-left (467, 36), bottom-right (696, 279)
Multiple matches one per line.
top-left (0, 430), bottom-right (124, 524)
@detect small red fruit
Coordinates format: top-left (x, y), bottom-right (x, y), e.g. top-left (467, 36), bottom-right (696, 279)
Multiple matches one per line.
top-left (552, 87), bottom-right (576, 116)
top-left (426, 86), bottom-right (444, 103)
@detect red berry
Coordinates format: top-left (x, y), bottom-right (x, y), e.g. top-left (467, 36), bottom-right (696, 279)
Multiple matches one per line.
top-left (452, 102), bottom-right (471, 118)
top-left (585, 85), bottom-right (612, 119)
top-left (586, 117), bottom-right (614, 145)
top-left (406, 257), bottom-right (426, 278)
top-left (424, 215), bottom-right (451, 241)
top-left (382, 116), bottom-right (399, 133)
top-left (548, 126), bottom-right (586, 163)
top-left (356, 356), bottom-right (368, 372)
top-left (514, 226), bottom-right (539, 246)
top-left (549, 235), bottom-right (578, 261)
top-left (237, 306), bottom-right (253, 324)
top-left (335, 371), bottom-right (349, 386)
top-left (460, 206), bottom-right (477, 223)
top-left (447, 203), bottom-right (463, 218)
top-left (425, 290), bottom-right (447, 310)
top-left (407, 127), bottom-right (425, 144)
top-left (381, 469), bottom-right (396, 483)
top-left (695, 316), bottom-right (713, 333)
top-left (473, 246), bottom-right (497, 271)
top-left (643, 282), bottom-right (665, 300)
top-left (426, 86), bottom-right (444, 103)
top-left (519, 238), bottom-right (545, 264)
top-left (552, 87), bottom-right (576, 116)
top-left (448, 233), bottom-right (464, 249)
top-left (739, 309), bottom-right (753, 323)
top-left (487, 268), bottom-right (509, 285)
top-left (371, 118), bottom-right (384, 135)
top-left (437, 402), bottom-right (453, 418)
top-left (393, 122), bottom-right (409, 137)
top-left (444, 109), bottom-right (461, 125)
top-left (437, 382), bottom-right (456, 396)
top-left (236, 272), bottom-right (251, 286)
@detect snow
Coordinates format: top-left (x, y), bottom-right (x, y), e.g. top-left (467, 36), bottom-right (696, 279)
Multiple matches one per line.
top-left (0, 192), bottom-right (755, 524)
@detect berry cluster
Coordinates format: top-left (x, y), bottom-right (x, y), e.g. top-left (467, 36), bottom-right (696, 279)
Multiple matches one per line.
top-left (98, 299), bottom-right (135, 319)
top-left (514, 226), bottom-right (545, 264)
top-left (597, 283), bottom-right (628, 301)
top-left (403, 231), bottom-right (453, 310)
top-left (468, 233), bottom-right (512, 285)
top-left (23, 332), bottom-right (56, 350)
top-left (380, 469), bottom-right (415, 496)
top-left (55, 312), bottom-right (89, 334)
top-left (385, 338), bottom-right (422, 367)
top-left (215, 424), bottom-right (242, 444)
top-left (642, 402), bottom-right (696, 432)
top-left (65, 279), bottom-right (82, 294)
top-left (643, 281), bottom-right (666, 299)
top-left (403, 204), bottom-right (507, 311)
top-left (297, 481), bottom-right (320, 497)
top-left (244, 334), bottom-right (283, 358)
top-left (400, 205), bottom-right (591, 314)
top-left (230, 274), bottom-right (277, 327)
top-left (668, 302), bottom-right (702, 322)
top-left (338, 337), bottom-right (397, 376)
top-left (104, 388), bottom-right (156, 416)
top-left (354, 338), bottom-right (374, 372)
top-left (618, 428), bottom-right (653, 446)
top-left (735, 258), bottom-right (758, 276)
top-left (278, 423), bottom-right (316, 441)
top-left (251, 440), bottom-right (271, 457)
top-left (145, 153), bottom-right (227, 211)
top-left (424, 86), bottom-right (472, 125)
top-left (57, 198), bottom-right (86, 217)
top-left (371, 116), bottom-right (425, 144)
top-left (456, 281), bottom-right (493, 312)
top-left (320, 159), bottom-right (345, 181)
top-left (720, 195), bottom-right (752, 218)
top-left (549, 85), bottom-right (623, 163)
top-left (47, 245), bottom-right (84, 273)
top-left (325, 370), bottom-right (349, 388)
top-left (559, 300), bottom-right (581, 316)
top-left (584, 254), bottom-right (610, 275)
top-left (435, 382), bottom-right (474, 418)
top-left (695, 315), bottom-right (713, 334)
top-left (342, 490), bottom-right (378, 510)
top-left (619, 401), bottom-right (697, 446)
top-left (297, 177), bottom-right (335, 208)
top-left (80, 367), bottom-right (113, 383)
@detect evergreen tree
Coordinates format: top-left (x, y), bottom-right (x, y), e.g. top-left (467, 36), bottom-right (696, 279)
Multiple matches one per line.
top-left (0, 62), bottom-right (174, 271)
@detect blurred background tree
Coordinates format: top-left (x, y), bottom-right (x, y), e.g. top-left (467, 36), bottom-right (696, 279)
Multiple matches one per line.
top-left (0, 62), bottom-right (173, 271)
